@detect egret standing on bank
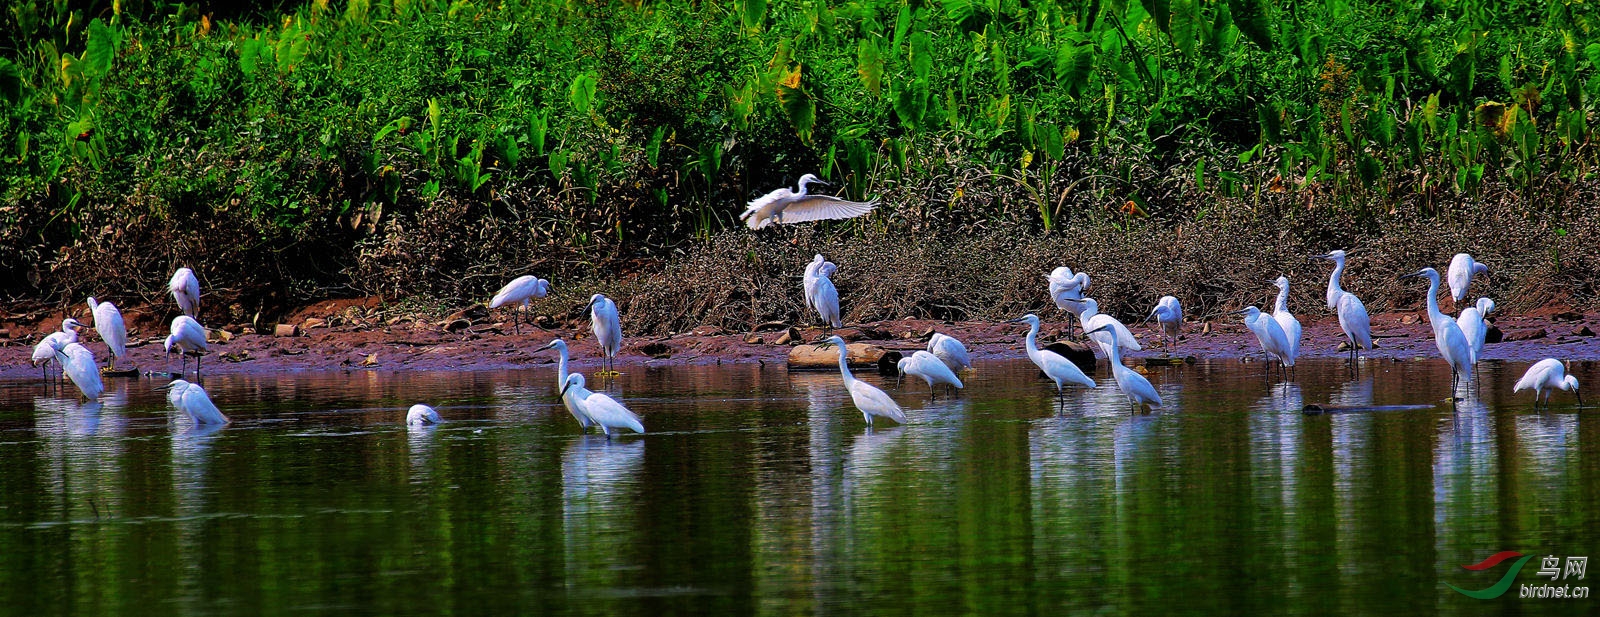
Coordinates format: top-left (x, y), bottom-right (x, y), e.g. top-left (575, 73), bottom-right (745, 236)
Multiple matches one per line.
top-left (1047, 267), bottom-right (1091, 338)
top-left (165, 315), bottom-right (209, 377)
top-left (1007, 314), bottom-right (1096, 409)
top-left (927, 332), bottom-right (971, 372)
top-left (489, 275), bottom-right (550, 334)
top-left (803, 254), bottom-right (836, 308)
top-left (1457, 298), bottom-right (1495, 366)
top-left (1314, 250), bottom-right (1373, 366)
top-left (560, 373), bottom-right (646, 436)
top-left (405, 404), bottom-right (441, 427)
top-left (896, 350), bottom-right (963, 398)
top-left (1447, 253), bottom-right (1490, 304)
top-left (87, 297), bottom-right (128, 370)
top-left (161, 379), bottom-right (229, 426)
top-left (586, 294), bottom-right (622, 375)
top-left (809, 258), bottom-right (842, 331)
top-left (1400, 267), bottom-right (1473, 394)
top-left (816, 335), bottom-right (906, 426)
top-left (741, 174), bottom-right (877, 229)
top-left (1085, 323), bottom-right (1162, 412)
top-left (1514, 359), bottom-right (1582, 409)
top-left (1145, 296), bottom-right (1183, 353)
top-left (169, 267), bottom-right (201, 318)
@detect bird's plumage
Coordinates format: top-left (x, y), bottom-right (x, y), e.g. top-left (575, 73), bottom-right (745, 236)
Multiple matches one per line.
top-left (538, 339), bottom-right (592, 428)
top-left (820, 335), bottom-right (906, 426)
top-left (87, 297), bottom-right (127, 366)
top-left (1078, 298), bottom-right (1141, 356)
top-left (167, 379), bottom-right (229, 425)
top-left (811, 266), bottom-right (842, 329)
top-left (32, 319), bottom-right (82, 366)
top-left (742, 174), bottom-right (876, 229)
top-left (1239, 306), bottom-right (1293, 367)
top-left (169, 267), bottom-right (201, 317)
top-left (1317, 250), bottom-right (1373, 353)
top-left (562, 373), bottom-right (645, 435)
top-left (1047, 267), bottom-right (1090, 314)
top-left (166, 316), bottom-right (208, 355)
top-left (489, 275), bottom-right (550, 309)
top-left (926, 332), bottom-right (971, 372)
top-left (1150, 295), bottom-right (1183, 345)
top-left (1514, 359), bottom-right (1581, 406)
top-left (1271, 277), bottom-right (1302, 364)
top-left (587, 294), bottom-right (622, 364)
top-left (1087, 323), bottom-right (1161, 409)
top-left (56, 343), bottom-right (103, 400)
top-left (1447, 253), bottom-right (1489, 303)
top-left (1404, 268), bottom-right (1473, 383)
top-left (1457, 297), bottom-right (1495, 364)
top-left (897, 350), bottom-right (964, 392)
top-left (406, 404), bottom-right (441, 426)
top-left (1012, 314), bottom-right (1096, 394)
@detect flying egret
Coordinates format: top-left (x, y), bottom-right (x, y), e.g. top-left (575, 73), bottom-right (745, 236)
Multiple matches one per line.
top-left (1047, 266), bottom-right (1091, 337)
top-left (488, 275), bottom-right (550, 334)
top-left (169, 267), bottom-right (201, 317)
top-left (406, 404), bottom-right (441, 427)
top-left (1271, 277), bottom-right (1302, 370)
top-left (1143, 296), bottom-right (1183, 352)
top-left (31, 318), bottom-right (83, 384)
top-left (55, 343), bottom-right (104, 400)
top-left (896, 350), bottom-right (964, 398)
top-left (1313, 250), bottom-right (1373, 366)
top-left (1456, 297), bottom-right (1496, 365)
top-left (1514, 359), bottom-right (1582, 409)
top-left (1006, 314), bottom-right (1096, 409)
top-left (1078, 298), bottom-right (1140, 358)
top-left (165, 315), bottom-right (209, 377)
top-left (809, 260), bottom-right (842, 331)
top-left (1447, 253), bottom-right (1490, 304)
top-left (559, 373), bottom-right (646, 436)
top-left (536, 338), bottom-right (592, 429)
top-left (1085, 323), bottom-right (1162, 412)
top-left (927, 332), bottom-right (971, 372)
top-left (741, 174), bottom-right (877, 229)
top-left (1234, 306), bottom-right (1292, 380)
top-left (586, 294), bottom-right (622, 375)
top-left (1400, 267), bottom-right (1473, 393)
top-left (816, 335), bottom-right (906, 426)
top-left (86, 297), bottom-right (128, 370)
top-left (160, 379), bottom-right (229, 426)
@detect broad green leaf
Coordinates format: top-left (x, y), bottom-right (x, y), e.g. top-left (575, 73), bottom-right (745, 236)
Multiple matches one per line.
top-left (569, 73), bottom-right (598, 114)
top-left (741, 0), bottom-right (767, 33)
top-left (910, 32), bottom-right (933, 82)
top-left (1140, 0), bottom-right (1171, 35)
top-left (942, 0), bottom-right (990, 33)
top-left (1170, 0), bottom-right (1199, 57)
top-left (83, 18), bottom-right (120, 79)
top-left (0, 58), bottom-right (23, 103)
top-left (1227, 0), bottom-right (1272, 51)
top-left (1056, 42), bottom-right (1095, 97)
top-left (1586, 43), bottom-right (1600, 68)
top-left (857, 38), bottom-right (884, 95)
top-left (775, 65), bottom-right (815, 142)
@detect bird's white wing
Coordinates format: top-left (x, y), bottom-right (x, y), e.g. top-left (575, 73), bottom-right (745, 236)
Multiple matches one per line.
top-left (770, 195), bottom-right (877, 224)
top-left (97, 304), bottom-right (127, 358)
top-left (60, 345), bottom-right (104, 399)
top-left (911, 351), bottom-right (962, 388)
top-left (742, 188), bottom-right (796, 228)
top-left (1515, 359), bottom-right (1563, 392)
top-left (1447, 255), bottom-right (1472, 301)
top-left (1040, 350), bottom-right (1096, 388)
top-left (1084, 314), bottom-right (1141, 351)
top-left (1122, 369), bottom-right (1163, 407)
top-left (813, 277), bottom-right (841, 327)
top-left (1338, 294), bottom-right (1372, 349)
top-left (184, 387), bottom-right (228, 425)
top-left (490, 275), bottom-right (537, 308)
top-left (583, 393), bottom-right (645, 433)
top-left (849, 381), bottom-right (906, 423)
top-left (1275, 312), bottom-right (1302, 359)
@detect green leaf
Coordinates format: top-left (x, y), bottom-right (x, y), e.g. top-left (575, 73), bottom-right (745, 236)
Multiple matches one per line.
top-left (1170, 0), bottom-right (1199, 57)
top-left (0, 57), bottom-right (23, 103)
top-left (857, 38), bottom-right (884, 95)
top-left (1586, 43), bottom-right (1600, 68)
top-left (1226, 0), bottom-right (1272, 51)
top-left (569, 73), bottom-right (598, 114)
top-left (776, 66), bottom-right (816, 142)
top-left (83, 18), bottom-right (120, 79)
top-left (1140, 0), bottom-right (1171, 34)
top-left (741, 0), bottom-right (767, 34)
top-left (910, 32), bottom-right (933, 82)
top-left (942, 0), bottom-right (990, 33)
top-left (1055, 42), bottom-right (1095, 98)
top-left (237, 36), bottom-right (268, 78)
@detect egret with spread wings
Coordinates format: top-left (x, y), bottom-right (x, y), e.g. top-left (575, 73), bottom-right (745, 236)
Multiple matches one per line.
top-left (742, 174), bottom-right (877, 229)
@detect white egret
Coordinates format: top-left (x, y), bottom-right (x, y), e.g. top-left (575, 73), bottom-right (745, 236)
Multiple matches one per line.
top-left (165, 315), bottom-right (209, 377)
top-left (1399, 267), bottom-right (1473, 392)
top-left (896, 350), bottom-right (964, 398)
top-left (31, 318), bottom-right (83, 383)
top-left (55, 343), bottom-right (104, 400)
top-left (1144, 295), bottom-right (1183, 352)
top-left (802, 254), bottom-right (836, 307)
top-left (1514, 359), bottom-right (1582, 409)
top-left (536, 338), bottom-right (592, 429)
top-left (405, 404), bottom-right (441, 427)
top-left (87, 297), bottom-right (128, 370)
top-left (816, 335), bottom-right (906, 426)
top-left (809, 260), bottom-right (842, 331)
top-left (488, 275), bottom-right (550, 334)
top-left (169, 267), bottom-right (201, 317)
top-left (160, 379), bottom-right (229, 426)
top-left (741, 174), bottom-right (877, 229)
top-left (1006, 314), bottom-right (1096, 409)
top-left (1313, 250), bottom-right (1373, 365)
top-left (1085, 323), bottom-right (1162, 412)
top-left (585, 294), bottom-right (622, 374)
top-left (559, 373), bottom-right (646, 436)
top-left (926, 332), bottom-right (971, 372)
top-left (1078, 298), bottom-right (1140, 358)
top-left (1235, 306), bottom-right (1292, 379)
top-left (1447, 253), bottom-right (1489, 304)
top-left (1456, 298), bottom-right (1495, 365)
top-left (1271, 277), bottom-right (1302, 369)
top-left (1047, 266), bottom-right (1090, 337)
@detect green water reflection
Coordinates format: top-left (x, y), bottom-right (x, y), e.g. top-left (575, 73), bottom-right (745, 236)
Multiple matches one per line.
top-left (0, 358), bottom-right (1596, 615)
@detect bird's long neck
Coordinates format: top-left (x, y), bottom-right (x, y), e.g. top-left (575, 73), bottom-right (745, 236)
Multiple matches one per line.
top-left (1275, 285), bottom-right (1290, 314)
top-left (1425, 274), bottom-right (1444, 323)
top-left (1103, 334), bottom-right (1123, 366)
top-left (834, 343), bottom-right (855, 385)
top-left (796, 179), bottom-right (811, 196)
top-left (1326, 261), bottom-right (1346, 309)
top-left (1023, 322), bottom-right (1042, 363)
top-left (557, 347), bottom-right (568, 384)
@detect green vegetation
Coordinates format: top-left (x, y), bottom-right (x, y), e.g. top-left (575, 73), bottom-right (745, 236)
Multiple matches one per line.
top-left (2, 0), bottom-right (1598, 321)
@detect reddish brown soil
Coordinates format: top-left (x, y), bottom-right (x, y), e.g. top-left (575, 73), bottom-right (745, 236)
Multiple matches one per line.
top-left (5, 299), bottom-right (1598, 379)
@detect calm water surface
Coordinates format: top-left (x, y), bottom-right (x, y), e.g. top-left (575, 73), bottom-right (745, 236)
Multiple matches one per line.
top-left (2, 358), bottom-right (1598, 616)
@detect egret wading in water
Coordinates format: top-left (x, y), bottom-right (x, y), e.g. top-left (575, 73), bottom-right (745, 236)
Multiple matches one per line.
top-left (896, 350), bottom-right (964, 399)
top-left (559, 373), bottom-right (646, 436)
top-left (586, 294), bottom-right (622, 375)
top-left (31, 318), bottom-right (83, 385)
top-left (1400, 267), bottom-right (1473, 396)
top-left (741, 174), bottom-right (877, 229)
top-left (816, 335), bottom-right (906, 427)
top-left (1085, 323), bottom-right (1162, 413)
top-left (1047, 267), bottom-right (1090, 338)
top-left (87, 297), bottom-right (128, 370)
top-left (808, 257), bottom-right (842, 332)
top-left (165, 315), bottom-right (209, 378)
top-left (56, 343), bottom-right (104, 400)
top-left (1313, 250), bottom-right (1373, 368)
top-left (536, 338), bottom-right (591, 430)
top-left (927, 332), bottom-right (971, 372)
top-left (1271, 277), bottom-right (1302, 373)
top-left (169, 267), bottom-right (201, 318)
top-left (1142, 296), bottom-right (1183, 353)
top-left (405, 404), bottom-right (441, 427)
top-left (1447, 253), bottom-right (1490, 305)
top-left (1234, 306), bottom-right (1292, 380)
top-left (160, 379), bottom-right (229, 426)
top-left (1078, 298), bottom-right (1141, 358)
top-left (1514, 359), bottom-right (1582, 409)
top-left (1456, 297), bottom-right (1496, 367)
top-left (488, 275), bottom-right (550, 334)
top-left (1007, 314), bottom-right (1096, 411)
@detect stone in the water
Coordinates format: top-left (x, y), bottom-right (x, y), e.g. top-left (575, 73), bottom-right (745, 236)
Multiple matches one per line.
top-left (1043, 341), bottom-right (1096, 375)
top-left (1574, 325), bottom-right (1595, 337)
top-left (1504, 328), bottom-right (1547, 342)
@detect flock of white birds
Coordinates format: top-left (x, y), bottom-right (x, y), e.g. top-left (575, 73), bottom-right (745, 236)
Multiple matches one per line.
top-left (22, 178), bottom-right (1586, 436)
